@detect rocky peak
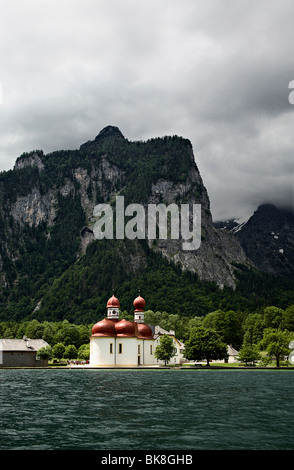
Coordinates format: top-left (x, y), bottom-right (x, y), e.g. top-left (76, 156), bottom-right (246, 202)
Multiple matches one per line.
top-left (14, 151), bottom-right (44, 172)
top-left (95, 125), bottom-right (125, 142)
top-left (80, 126), bottom-right (125, 151)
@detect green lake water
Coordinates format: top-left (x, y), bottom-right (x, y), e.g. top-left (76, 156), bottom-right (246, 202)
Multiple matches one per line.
top-left (0, 368), bottom-right (293, 450)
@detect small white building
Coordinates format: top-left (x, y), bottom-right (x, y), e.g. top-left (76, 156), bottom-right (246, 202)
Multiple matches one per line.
top-left (225, 344), bottom-right (239, 363)
top-left (152, 326), bottom-right (186, 365)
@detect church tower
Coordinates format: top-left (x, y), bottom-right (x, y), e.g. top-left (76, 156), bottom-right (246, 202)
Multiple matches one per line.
top-left (106, 293), bottom-right (120, 322)
top-left (133, 292), bottom-right (146, 323)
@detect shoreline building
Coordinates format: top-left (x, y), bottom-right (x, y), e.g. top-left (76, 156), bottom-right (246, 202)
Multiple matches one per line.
top-left (0, 338), bottom-right (49, 368)
top-left (152, 325), bottom-right (185, 365)
top-left (90, 293), bottom-right (155, 367)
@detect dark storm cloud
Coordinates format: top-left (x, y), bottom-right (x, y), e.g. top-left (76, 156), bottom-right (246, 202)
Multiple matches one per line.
top-left (0, 0), bottom-right (294, 220)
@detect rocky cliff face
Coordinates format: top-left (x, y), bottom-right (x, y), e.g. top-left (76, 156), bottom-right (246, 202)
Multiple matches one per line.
top-left (11, 188), bottom-right (56, 227)
top-left (76, 126), bottom-right (248, 287)
top-left (0, 126), bottom-right (250, 313)
top-left (145, 169), bottom-right (247, 288)
top-left (2, 126), bottom-right (246, 287)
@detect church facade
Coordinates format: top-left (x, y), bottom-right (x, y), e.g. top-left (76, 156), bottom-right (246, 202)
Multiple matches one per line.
top-left (90, 293), bottom-right (155, 367)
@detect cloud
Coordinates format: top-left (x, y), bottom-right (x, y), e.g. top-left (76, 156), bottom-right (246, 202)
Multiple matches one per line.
top-left (0, 0), bottom-right (294, 220)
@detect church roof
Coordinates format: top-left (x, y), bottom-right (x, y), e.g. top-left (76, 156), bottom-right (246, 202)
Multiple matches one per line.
top-left (91, 318), bottom-right (153, 339)
top-left (133, 295), bottom-right (146, 311)
top-left (92, 318), bottom-right (117, 337)
top-left (106, 294), bottom-right (120, 308)
top-left (92, 292), bottom-right (153, 339)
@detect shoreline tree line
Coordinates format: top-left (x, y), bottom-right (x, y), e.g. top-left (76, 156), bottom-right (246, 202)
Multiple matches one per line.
top-left (0, 304), bottom-right (294, 366)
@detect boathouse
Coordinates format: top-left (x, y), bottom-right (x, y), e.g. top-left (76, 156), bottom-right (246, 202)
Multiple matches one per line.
top-left (0, 338), bottom-right (49, 367)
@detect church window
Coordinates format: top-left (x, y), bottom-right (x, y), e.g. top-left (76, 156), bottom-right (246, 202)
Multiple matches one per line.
top-left (150, 345), bottom-right (153, 355)
top-left (118, 343), bottom-right (123, 354)
top-left (138, 344), bottom-right (141, 354)
top-left (110, 343), bottom-right (113, 354)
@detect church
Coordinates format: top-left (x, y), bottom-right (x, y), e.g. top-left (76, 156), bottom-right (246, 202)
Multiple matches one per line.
top-left (90, 293), bottom-right (156, 367)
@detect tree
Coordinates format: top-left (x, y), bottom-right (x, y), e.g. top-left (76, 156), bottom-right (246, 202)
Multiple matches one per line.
top-left (42, 323), bottom-right (55, 345)
top-left (52, 342), bottom-right (66, 359)
top-left (25, 319), bottom-right (45, 339)
top-left (259, 328), bottom-right (293, 367)
top-left (259, 355), bottom-right (272, 367)
top-left (238, 343), bottom-right (261, 365)
top-left (243, 313), bottom-right (265, 345)
top-left (181, 316), bottom-right (203, 341)
top-left (184, 326), bottom-right (228, 366)
top-left (263, 306), bottom-right (285, 330)
top-left (284, 305), bottom-right (294, 331)
top-left (64, 344), bottom-right (77, 360)
top-left (37, 345), bottom-right (53, 361)
top-left (203, 309), bottom-right (243, 347)
top-left (155, 334), bottom-right (175, 366)
top-left (78, 343), bottom-right (90, 360)
top-left (2, 327), bottom-right (14, 338)
top-left (60, 322), bottom-right (81, 348)
top-left (78, 325), bottom-right (91, 347)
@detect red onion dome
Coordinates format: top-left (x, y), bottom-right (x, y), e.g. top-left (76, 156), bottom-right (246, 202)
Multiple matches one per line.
top-left (92, 318), bottom-right (116, 336)
top-left (133, 295), bottom-right (146, 311)
top-left (115, 319), bottom-right (136, 337)
top-left (137, 323), bottom-right (153, 339)
top-left (106, 294), bottom-right (120, 309)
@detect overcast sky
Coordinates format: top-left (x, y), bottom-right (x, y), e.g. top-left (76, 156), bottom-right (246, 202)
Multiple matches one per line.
top-left (0, 0), bottom-right (294, 221)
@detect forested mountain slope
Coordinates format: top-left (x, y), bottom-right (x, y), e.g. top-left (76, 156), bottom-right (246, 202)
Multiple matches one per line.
top-left (0, 126), bottom-right (293, 323)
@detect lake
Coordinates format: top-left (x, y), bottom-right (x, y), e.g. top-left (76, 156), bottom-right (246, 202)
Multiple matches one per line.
top-left (0, 368), bottom-right (293, 450)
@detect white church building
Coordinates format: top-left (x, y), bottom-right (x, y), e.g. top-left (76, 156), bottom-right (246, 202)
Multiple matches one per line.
top-left (90, 293), bottom-right (184, 367)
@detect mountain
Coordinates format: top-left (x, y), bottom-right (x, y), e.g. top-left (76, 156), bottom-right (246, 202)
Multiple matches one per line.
top-left (233, 204), bottom-right (294, 279)
top-left (0, 126), bottom-right (293, 323)
top-left (215, 204), bottom-right (294, 279)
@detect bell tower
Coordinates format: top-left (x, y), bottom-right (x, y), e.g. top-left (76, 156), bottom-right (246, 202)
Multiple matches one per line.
top-left (106, 292), bottom-right (120, 322)
top-left (133, 291), bottom-right (146, 323)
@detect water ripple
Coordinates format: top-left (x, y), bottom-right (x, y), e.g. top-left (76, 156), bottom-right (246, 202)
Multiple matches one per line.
top-left (0, 369), bottom-right (293, 450)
